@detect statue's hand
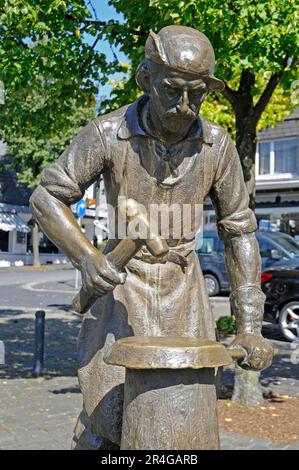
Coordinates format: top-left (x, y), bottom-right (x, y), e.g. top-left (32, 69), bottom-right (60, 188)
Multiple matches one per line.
top-left (80, 251), bottom-right (127, 297)
top-left (228, 333), bottom-right (274, 371)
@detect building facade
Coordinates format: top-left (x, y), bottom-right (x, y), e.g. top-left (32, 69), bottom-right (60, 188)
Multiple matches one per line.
top-left (0, 142), bottom-right (32, 262)
top-left (255, 108), bottom-right (299, 235)
top-left (0, 142), bottom-right (68, 265)
top-left (204, 108), bottom-right (299, 236)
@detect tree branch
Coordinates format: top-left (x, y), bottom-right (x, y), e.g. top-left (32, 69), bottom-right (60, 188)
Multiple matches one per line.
top-left (65, 14), bottom-right (105, 26)
top-left (86, 0), bottom-right (98, 20)
top-left (79, 34), bottom-right (102, 78)
top-left (221, 70), bottom-right (255, 113)
top-left (65, 15), bottom-right (146, 37)
top-left (253, 67), bottom-right (286, 122)
top-left (90, 34), bottom-right (101, 51)
top-left (81, 19), bottom-right (109, 27)
top-left (221, 83), bottom-right (239, 109)
top-left (238, 69), bottom-right (255, 93)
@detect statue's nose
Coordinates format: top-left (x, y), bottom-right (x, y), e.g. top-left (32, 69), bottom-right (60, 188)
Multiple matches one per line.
top-left (176, 89), bottom-right (189, 115)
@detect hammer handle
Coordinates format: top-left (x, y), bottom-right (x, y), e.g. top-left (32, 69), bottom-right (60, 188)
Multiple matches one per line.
top-left (72, 238), bottom-right (144, 314)
top-left (106, 238), bottom-right (143, 270)
top-left (72, 288), bottom-right (97, 315)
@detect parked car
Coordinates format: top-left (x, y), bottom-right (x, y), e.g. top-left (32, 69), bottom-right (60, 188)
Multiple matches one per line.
top-left (261, 259), bottom-right (299, 342)
top-left (196, 230), bottom-right (299, 296)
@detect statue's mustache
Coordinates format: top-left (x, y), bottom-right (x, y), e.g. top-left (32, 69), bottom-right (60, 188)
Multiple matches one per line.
top-left (165, 108), bottom-right (196, 120)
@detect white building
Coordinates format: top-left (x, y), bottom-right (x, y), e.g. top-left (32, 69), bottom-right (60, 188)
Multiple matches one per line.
top-left (0, 142), bottom-right (32, 262)
top-left (255, 108), bottom-right (299, 234)
top-left (0, 142), bottom-right (67, 265)
top-left (204, 108), bottom-right (299, 235)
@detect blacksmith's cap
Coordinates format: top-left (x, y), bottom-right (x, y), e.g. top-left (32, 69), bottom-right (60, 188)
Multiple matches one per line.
top-left (145, 25), bottom-right (224, 92)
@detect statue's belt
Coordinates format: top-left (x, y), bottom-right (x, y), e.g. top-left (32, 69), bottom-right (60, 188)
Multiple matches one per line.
top-left (134, 246), bottom-right (192, 271)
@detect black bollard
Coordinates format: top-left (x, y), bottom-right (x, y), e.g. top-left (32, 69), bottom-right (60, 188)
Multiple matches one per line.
top-left (33, 310), bottom-right (45, 377)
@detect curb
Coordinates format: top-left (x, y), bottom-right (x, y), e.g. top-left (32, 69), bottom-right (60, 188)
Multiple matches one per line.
top-left (0, 263), bottom-right (73, 273)
top-left (210, 296), bottom-right (230, 302)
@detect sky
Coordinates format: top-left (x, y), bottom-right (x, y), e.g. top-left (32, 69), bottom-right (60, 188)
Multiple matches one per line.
top-left (84, 0), bottom-right (128, 99)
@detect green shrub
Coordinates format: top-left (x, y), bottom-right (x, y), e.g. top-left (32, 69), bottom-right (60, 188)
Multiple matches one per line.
top-left (216, 315), bottom-right (236, 334)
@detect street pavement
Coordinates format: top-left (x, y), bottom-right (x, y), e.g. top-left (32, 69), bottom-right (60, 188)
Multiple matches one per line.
top-left (0, 268), bottom-right (77, 311)
top-left (0, 267), bottom-right (298, 450)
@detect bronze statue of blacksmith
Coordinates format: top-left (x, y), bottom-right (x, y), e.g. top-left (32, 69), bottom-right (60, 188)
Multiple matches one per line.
top-left (30, 26), bottom-right (273, 449)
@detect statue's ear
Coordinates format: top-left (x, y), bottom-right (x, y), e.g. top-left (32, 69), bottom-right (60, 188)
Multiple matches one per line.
top-left (135, 60), bottom-right (151, 93)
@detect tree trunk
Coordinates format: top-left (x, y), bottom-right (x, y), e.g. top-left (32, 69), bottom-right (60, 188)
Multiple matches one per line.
top-left (235, 117), bottom-right (257, 211)
top-left (233, 116), bottom-right (263, 406)
top-left (32, 219), bottom-right (40, 267)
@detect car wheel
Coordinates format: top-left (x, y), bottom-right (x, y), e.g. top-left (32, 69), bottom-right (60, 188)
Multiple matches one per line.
top-left (278, 301), bottom-right (299, 342)
top-left (204, 274), bottom-right (220, 297)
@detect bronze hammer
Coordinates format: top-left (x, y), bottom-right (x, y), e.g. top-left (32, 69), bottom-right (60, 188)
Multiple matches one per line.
top-left (72, 199), bottom-right (186, 314)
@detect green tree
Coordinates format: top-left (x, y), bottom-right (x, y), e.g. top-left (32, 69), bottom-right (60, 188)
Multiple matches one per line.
top-left (0, 0), bottom-right (102, 264)
top-left (1, 88), bottom-right (95, 265)
top-left (1, 91), bottom-right (95, 187)
top-left (0, 0), bottom-right (123, 185)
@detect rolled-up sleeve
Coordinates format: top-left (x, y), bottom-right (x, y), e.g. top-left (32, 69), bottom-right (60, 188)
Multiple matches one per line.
top-left (40, 120), bottom-right (107, 205)
top-left (209, 133), bottom-right (257, 239)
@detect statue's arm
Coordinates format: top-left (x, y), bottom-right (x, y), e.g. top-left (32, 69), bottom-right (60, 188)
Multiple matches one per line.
top-left (30, 185), bottom-right (99, 269)
top-left (30, 120), bottom-right (105, 268)
top-left (209, 133), bottom-right (273, 370)
top-left (30, 120), bottom-right (125, 295)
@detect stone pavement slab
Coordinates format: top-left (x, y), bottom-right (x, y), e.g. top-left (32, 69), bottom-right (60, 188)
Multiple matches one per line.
top-left (0, 376), bottom-right (82, 450)
top-left (219, 430), bottom-right (299, 450)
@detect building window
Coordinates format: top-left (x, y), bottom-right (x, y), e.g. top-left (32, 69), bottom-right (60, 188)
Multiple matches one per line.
top-left (0, 230), bottom-right (9, 252)
top-left (259, 142), bottom-right (271, 175)
top-left (256, 139), bottom-right (299, 177)
top-left (274, 140), bottom-right (299, 175)
top-left (16, 231), bottom-right (26, 244)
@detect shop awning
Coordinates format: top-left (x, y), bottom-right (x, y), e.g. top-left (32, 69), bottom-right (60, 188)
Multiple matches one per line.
top-left (0, 212), bottom-right (30, 233)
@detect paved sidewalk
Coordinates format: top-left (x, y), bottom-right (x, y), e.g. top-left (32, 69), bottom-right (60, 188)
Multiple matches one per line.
top-left (0, 306), bottom-right (81, 450)
top-left (2, 375), bottom-right (298, 450)
top-left (0, 305), bottom-right (298, 450)
top-left (0, 376), bottom-right (81, 450)
top-left (220, 430), bottom-right (299, 450)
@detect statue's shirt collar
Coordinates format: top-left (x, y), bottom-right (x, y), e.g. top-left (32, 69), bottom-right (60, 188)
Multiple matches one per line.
top-left (117, 96), bottom-right (213, 145)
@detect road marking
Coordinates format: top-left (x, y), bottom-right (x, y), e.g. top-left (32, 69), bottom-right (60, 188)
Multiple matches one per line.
top-left (21, 281), bottom-right (77, 294)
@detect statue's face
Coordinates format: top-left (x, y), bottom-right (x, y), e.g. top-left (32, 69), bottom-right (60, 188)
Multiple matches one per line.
top-left (148, 66), bottom-right (208, 138)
